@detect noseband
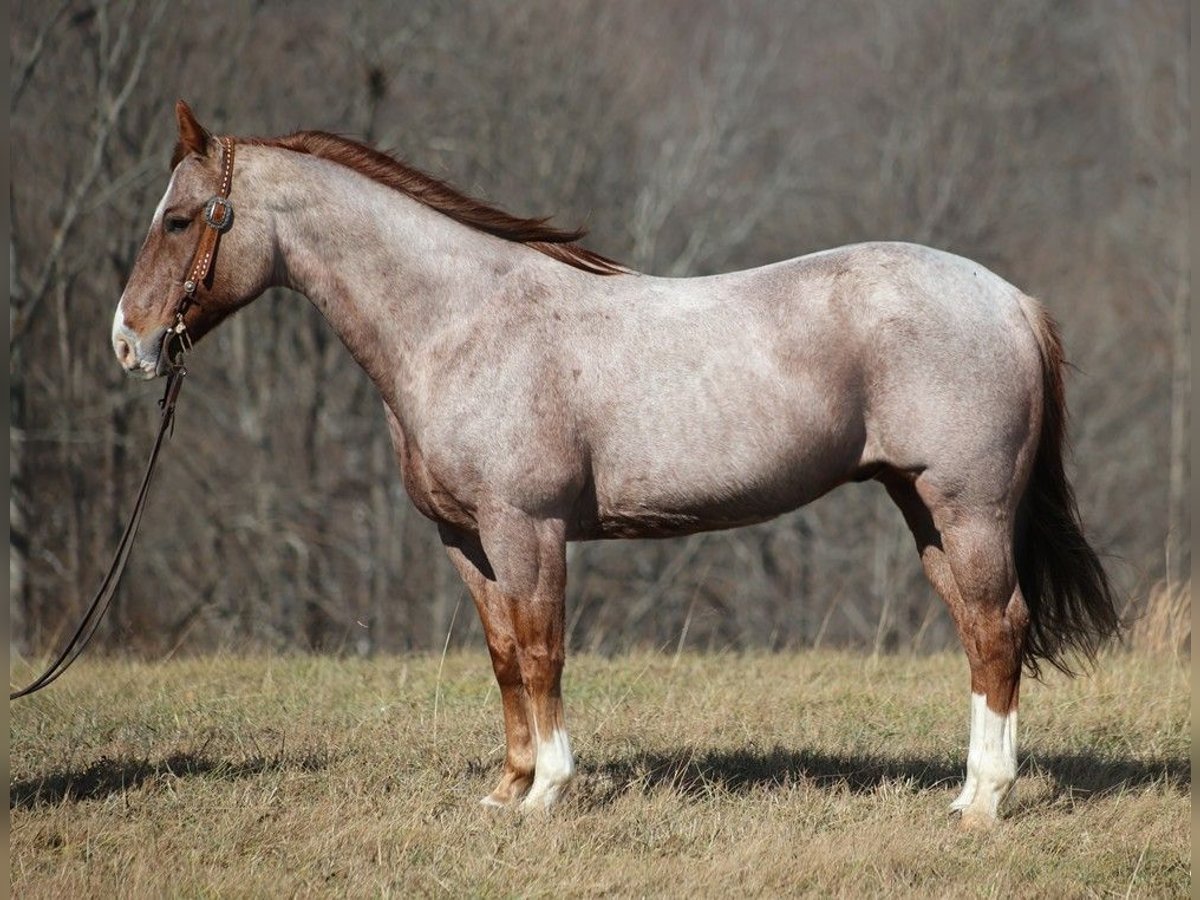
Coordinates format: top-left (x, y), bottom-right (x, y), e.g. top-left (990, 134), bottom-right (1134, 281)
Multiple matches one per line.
top-left (158, 135), bottom-right (237, 373)
top-left (10, 137), bottom-right (237, 700)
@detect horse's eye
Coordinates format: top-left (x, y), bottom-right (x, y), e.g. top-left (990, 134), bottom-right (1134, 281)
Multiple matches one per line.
top-left (165, 216), bottom-right (190, 234)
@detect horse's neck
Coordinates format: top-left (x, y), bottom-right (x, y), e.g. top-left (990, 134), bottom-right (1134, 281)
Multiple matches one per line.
top-left (264, 150), bottom-right (530, 406)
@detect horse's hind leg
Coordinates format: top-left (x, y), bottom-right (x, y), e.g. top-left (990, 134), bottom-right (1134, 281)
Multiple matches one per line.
top-left (939, 514), bottom-right (1027, 829)
top-left (883, 474), bottom-right (1027, 829)
top-left (441, 526), bottom-right (536, 807)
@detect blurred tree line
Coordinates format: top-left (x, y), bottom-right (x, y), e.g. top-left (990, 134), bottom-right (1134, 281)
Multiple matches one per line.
top-left (9, 0), bottom-right (1188, 658)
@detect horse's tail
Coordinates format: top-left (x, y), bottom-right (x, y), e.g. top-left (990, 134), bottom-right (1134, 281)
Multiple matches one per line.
top-left (1014, 294), bottom-right (1122, 677)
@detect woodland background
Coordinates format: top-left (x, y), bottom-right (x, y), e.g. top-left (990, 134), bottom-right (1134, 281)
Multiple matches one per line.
top-left (9, 0), bottom-right (1189, 658)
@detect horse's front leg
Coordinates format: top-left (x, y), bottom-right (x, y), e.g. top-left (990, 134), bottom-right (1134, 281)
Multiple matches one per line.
top-left (441, 515), bottom-right (575, 809)
top-left (440, 526), bottom-right (536, 807)
top-left (469, 511), bottom-right (574, 810)
top-left (506, 520), bottom-right (573, 810)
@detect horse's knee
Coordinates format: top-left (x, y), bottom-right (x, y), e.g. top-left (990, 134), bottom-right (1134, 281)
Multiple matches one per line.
top-left (487, 640), bottom-right (523, 685)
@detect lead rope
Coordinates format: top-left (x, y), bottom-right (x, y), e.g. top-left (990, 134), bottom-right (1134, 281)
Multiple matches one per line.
top-left (10, 366), bottom-right (185, 700)
top-left (11, 136), bottom-right (234, 700)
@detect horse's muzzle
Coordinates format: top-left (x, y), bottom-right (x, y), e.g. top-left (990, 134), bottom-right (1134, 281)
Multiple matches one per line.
top-left (112, 322), bottom-right (165, 380)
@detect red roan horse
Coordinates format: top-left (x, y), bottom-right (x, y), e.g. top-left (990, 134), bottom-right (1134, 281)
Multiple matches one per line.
top-left (114, 102), bottom-right (1119, 828)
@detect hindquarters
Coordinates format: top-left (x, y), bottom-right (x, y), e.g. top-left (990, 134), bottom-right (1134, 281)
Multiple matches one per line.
top-left (867, 269), bottom-right (1119, 676)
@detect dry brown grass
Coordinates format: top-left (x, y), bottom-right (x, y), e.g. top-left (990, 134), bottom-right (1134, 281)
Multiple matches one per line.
top-left (9, 649), bottom-right (1190, 897)
top-left (1129, 579), bottom-right (1192, 658)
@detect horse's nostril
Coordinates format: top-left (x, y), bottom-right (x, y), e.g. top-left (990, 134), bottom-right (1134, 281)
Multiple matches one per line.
top-left (115, 336), bottom-right (135, 368)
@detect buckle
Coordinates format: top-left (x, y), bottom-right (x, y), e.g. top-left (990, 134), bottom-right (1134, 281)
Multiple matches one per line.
top-left (203, 196), bottom-right (234, 231)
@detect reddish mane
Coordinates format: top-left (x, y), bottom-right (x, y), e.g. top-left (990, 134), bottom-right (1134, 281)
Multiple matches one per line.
top-left (240, 131), bottom-right (624, 275)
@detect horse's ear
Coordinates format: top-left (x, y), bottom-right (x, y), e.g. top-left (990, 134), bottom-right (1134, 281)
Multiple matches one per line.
top-left (172, 99), bottom-right (213, 167)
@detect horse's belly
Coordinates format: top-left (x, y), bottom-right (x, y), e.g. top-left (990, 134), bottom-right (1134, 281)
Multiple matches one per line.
top-left (582, 415), bottom-right (864, 540)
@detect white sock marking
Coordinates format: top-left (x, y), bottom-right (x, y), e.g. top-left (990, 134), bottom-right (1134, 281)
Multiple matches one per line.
top-left (521, 725), bottom-right (575, 810)
top-left (953, 692), bottom-right (1017, 820)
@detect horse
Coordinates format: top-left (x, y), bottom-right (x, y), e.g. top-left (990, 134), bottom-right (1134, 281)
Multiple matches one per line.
top-left (112, 101), bottom-right (1119, 829)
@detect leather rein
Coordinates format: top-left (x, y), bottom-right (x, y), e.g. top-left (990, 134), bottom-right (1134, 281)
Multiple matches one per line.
top-left (10, 137), bottom-right (236, 700)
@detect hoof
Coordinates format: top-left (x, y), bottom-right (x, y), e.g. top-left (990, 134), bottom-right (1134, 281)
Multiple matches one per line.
top-left (519, 780), bottom-right (571, 812)
top-left (480, 773), bottom-right (532, 809)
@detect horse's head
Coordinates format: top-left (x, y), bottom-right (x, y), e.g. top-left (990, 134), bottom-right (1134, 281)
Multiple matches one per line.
top-left (113, 101), bottom-right (273, 378)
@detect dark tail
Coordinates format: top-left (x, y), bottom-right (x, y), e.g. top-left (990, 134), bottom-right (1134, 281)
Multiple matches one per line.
top-left (1015, 295), bottom-right (1122, 677)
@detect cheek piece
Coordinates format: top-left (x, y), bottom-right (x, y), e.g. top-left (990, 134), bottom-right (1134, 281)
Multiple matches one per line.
top-left (156, 135), bottom-right (237, 375)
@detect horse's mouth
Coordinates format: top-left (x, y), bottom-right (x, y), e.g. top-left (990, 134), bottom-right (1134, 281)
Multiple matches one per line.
top-left (131, 360), bottom-right (162, 380)
top-left (117, 349), bottom-right (163, 380)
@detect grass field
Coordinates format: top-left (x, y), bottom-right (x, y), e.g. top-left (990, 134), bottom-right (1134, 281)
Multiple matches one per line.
top-left (9, 649), bottom-right (1190, 897)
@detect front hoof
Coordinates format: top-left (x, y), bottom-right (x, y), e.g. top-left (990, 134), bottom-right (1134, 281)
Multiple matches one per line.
top-left (519, 780), bottom-right (571, 812)
top-left (480, 773), bottom-right (532, 809)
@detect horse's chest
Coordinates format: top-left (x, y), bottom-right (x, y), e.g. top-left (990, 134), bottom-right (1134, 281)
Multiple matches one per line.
top-left (402, 444), bottom-right (482, 530)
top-left (384, 410), bottom-right (479, 532)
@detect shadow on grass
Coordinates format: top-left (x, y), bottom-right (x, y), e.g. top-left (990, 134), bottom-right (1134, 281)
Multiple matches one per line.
top-left (570, 745), bottom-right (1190, 809)
top-left (10, 750), bottom-right (329, 811)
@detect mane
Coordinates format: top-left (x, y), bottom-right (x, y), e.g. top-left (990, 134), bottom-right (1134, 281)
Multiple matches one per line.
top-left (241, 131), bottom-right (625, 275)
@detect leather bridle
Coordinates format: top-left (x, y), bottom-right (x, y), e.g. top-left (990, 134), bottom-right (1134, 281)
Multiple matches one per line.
top-left (158, 135), bottom-right (237, 375)
top-left (10, 137), bottom-right (237, 700)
